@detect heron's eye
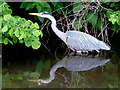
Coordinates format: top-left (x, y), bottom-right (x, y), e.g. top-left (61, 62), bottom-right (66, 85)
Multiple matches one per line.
top-left (39, 13), bottom-right (43, 15)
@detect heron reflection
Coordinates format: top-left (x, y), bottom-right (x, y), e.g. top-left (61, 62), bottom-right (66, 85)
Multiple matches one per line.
top-left (27, 54), bottom-right (110, 85)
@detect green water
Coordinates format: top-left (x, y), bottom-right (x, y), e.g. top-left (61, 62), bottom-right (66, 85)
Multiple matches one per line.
top-left (2, 52), bottom-right (119, 88)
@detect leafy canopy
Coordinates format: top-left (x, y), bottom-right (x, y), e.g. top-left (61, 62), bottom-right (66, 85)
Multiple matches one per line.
top-left (0, 2), bottom-right (43, 49)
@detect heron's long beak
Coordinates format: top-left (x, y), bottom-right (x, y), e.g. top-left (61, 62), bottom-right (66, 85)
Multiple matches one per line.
top-left (26, 79), bottom-right (39, 83)
top-left (29, 13), bottom-right (42, 16)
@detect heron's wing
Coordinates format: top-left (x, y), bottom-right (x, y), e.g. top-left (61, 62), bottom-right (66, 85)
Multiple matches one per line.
top-left (66, 31), bottom-right (110, 51)
top-left (65, 56), bottom-right (110, 71)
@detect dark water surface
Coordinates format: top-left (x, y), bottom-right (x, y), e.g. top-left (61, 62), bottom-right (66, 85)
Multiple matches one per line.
top-left (2, 48), bottom-right (118, 88)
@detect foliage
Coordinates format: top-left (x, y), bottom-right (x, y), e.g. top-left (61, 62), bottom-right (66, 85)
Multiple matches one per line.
top-left (0, 2), bottom-right (43, 49)
top-left (2, 70), bottom-right (40, 88)
top-left (72, 2), bottom-right (120, 32)
top-left (20, 2), bottom-right (51, 22)
top-left (105, 2), bottom-right (120, 32)
top-left (86, 10), bottom-right (98, 26)
top-left (20, 2), bottom-right (64, 22)
top-left (106, 10), bottom-right (120, 32)
top-left (108, 11), bottom-right (120, 25)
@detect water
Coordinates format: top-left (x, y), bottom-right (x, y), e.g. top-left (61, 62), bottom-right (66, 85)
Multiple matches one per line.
top-left (2, 51), bottom-right (118, 88)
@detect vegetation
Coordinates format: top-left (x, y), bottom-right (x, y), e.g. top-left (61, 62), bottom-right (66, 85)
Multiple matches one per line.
top-left (0, 2), bottom-right (43, 49)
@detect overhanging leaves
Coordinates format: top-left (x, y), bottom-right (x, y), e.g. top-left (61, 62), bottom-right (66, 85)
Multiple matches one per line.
top-left (86, 11), bottom-right (98, 26)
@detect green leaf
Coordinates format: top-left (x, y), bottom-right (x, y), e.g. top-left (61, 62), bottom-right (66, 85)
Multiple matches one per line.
top-left (35, 23), bottom-right (39, 29)
top-left (115, 7), bottom-right (119, 10)
top-left (21, 21), bottom-right (30, 28)
top-left (30, 24), bottom-right (36, 29)
top-left (54, 3), bottom-right (63, 14)
top-left (8, 39), bottom-right (13, 45)
top-left (13, 36), bottom-right (18, 43)
top-left (117, 20), bottom-right (120, 25)
top-left (73, 2), bottom-right (83, 13)
top-left (27, 36), bottom-right (40, 43)
top-left (25, 40), bottom-right (32, 47)
top-left (105, 2), bottom-right (110, 5)
top-left (95, 19), bottom-right (102, 30)
top-left (110, 3), bottom-right (116, 7)
top-left (31, 36), bottom-right (39, 41)
top-left (4, 38), bottom-right (9, 45)
top-left (74, 19), bottom-right (83, 30)
top-left (19, 40), bottom-right (23, 43)
top-left (19, 29), bottom-right (24, 35)
top-left (19, 33), bottom-right (26, 40)
top-left (51, 2), bottom-right (58, 6)
top-left (32, 30), bottom-right (40, 37)
top-left (8, 28), bottom-right (14, 37)
top-left (1, 25), bottom-right (8, 32)
top-left (86, 11), bottom-right (98, 26)
top-left (108, 14), bottom-right (118, 24)
top-left (36, 4), bottom-right (41, 12)
top-left (20, 2), bottom-right (29, 8)
top-left (112, 24), bottom-right (119, 30)
top-left (28, 20), bottom-right (33, 24)
top-left (116, 11), bottom-right (120, 16)
top-left (39, 2), bottom-right (50, 8)
top-left (38, 17), bottom-right (44, 23)
top-left (25, 31), bottom-right (31, 37)
top-left (26, 3), bottom-right (35, 10)
top-left (4, 15), bottom-right (12, 21)
top-left (40, 31), bottom-right (43, 37)
top-left (32, 41), bottom-right (41, 49)
top-left (14, 30), bottom-right (20, 37)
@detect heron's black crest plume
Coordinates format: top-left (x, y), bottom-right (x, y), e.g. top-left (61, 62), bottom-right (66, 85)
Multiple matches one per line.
top-left (42, 12), bottom-right (52, 16)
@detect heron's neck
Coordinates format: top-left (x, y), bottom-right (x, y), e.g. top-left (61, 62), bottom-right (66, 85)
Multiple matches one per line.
top-left (49, 16), bottom-right (66, 42)
top-left (40, 60), bottom-right (65, 83)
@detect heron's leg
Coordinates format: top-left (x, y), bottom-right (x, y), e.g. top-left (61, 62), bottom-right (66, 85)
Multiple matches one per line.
top-left (87, 54), bottom-right (93, 58)
top-left (76, 51), bottom-right (82, 56)
top-left (69, 52), bottom-right (75, 56)
top-left (82, 51), bottom-right (88, 56)
top-left (85, 51), bottom-right (89, 55)
top-left (66, 48), bottom-right (72, 57)
top-left (96, 50), bottom-right (100, 54)
top-left (94, 54), bottom-right (99, 57)
top-left (95, 50), bottom-right (101, 56)
top-left (72, 50), bottom-right (78, 56)
top-left (86, 51), bottom-right (89, 54)
top-left (67, 48), bottom-right (71, 54)
top-left (75, 50), bottom-right (77, 55)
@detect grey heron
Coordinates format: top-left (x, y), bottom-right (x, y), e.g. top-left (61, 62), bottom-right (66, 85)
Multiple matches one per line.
top-left (29, 12), bottom-right (111, 53)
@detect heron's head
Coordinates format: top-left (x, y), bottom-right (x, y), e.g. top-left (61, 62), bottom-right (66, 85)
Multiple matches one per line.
top-left (29, 12), bottom-right (52, 18)
top-left (29, 12), bottom-right (56, 24)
